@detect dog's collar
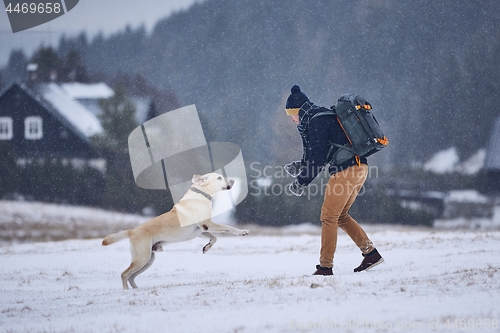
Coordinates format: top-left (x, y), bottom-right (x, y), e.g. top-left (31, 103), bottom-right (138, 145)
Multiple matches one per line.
top-left (190, 187), bottom-right (214, 201)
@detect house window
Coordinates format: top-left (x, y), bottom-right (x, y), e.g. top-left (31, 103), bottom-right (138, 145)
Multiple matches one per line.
top-left (0, 117), bottom-right (13, 140)
top-left (24, 116), bottom-right (43, 140)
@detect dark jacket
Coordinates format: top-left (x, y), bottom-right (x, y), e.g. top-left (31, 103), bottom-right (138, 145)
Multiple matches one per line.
top-left (296, 102), bottom-right (367, 186)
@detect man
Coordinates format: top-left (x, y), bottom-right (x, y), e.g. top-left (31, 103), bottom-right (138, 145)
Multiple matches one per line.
top-left (284, 85), bottom-right (384, 276)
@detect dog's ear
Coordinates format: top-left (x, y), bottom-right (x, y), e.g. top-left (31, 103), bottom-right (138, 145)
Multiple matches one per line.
top-left (192, 174), bottom-right (207, 185)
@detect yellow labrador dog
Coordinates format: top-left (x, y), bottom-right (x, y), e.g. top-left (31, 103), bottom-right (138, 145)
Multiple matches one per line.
top-left (102, 173), bottom-right (249, 289)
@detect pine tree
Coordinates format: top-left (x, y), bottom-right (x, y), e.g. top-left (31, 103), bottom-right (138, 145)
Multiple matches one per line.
top-left (94, 84), bottom-right (137, 154)
top-left (61, 50), bottom-right (89, 82)
top-left (29, 46), bottom-right (61, 82)
top-left (5, 49), bottom-right (28, 84)
top-left (92, 84), bottom-right (139, 211)
top-left (0, 69), bottom-right (4, 90)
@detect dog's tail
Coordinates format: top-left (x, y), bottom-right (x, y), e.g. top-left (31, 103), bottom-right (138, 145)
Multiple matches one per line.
top-left (102, 230), bottom-right (130, 246)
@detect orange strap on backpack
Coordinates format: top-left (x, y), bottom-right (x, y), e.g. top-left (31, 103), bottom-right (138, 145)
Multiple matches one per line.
top-left (377, 136), bottom-right (389, 146)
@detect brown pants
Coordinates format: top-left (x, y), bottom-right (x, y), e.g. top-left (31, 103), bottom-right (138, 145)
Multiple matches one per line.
top-left (319, 164), bottom-right (374, 268)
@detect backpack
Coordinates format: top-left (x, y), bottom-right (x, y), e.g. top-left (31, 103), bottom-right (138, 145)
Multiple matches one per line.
top-left (323, 94), bottom-right (389, 165)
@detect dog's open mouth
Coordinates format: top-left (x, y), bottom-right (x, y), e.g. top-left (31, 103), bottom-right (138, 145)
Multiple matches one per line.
top-left (224, 179), bottom-right (235, 190)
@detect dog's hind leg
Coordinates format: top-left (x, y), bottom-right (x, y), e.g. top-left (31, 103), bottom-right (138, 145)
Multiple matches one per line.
top-left (128, 252), bottom-right (156, 288)
top-left (200, 232), bottom-right (217, 254)
top-left (121, 242), bottom-right (153, 290)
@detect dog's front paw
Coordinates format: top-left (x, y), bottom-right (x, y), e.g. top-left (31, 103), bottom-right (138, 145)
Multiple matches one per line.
top-left (202, 243), bottom-right (213, 254)
top-left (239, 230), bottom-right (249, 236)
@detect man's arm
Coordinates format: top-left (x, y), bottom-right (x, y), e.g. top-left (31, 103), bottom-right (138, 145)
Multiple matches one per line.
top-left (296, 120), bottom-right (332, 187)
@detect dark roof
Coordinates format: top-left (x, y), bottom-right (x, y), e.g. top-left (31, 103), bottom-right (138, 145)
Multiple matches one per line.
top-left (0, 82), bottom-right (103, 145)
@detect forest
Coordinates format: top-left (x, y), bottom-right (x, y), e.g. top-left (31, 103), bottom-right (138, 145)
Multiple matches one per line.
top-left (1, 0), bottom-right (499, 225)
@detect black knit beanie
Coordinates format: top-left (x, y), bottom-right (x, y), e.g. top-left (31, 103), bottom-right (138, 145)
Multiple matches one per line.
top-left (285, 85), bottom-right (309, 115)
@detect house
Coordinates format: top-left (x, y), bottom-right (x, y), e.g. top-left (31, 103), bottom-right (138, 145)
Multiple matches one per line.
top-left (0, 82), bottom-right (105, 159)
top-left (58, 82), bottom-right (115, 117)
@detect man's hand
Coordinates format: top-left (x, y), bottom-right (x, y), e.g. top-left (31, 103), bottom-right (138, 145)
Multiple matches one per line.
top-left (284, 161), bottom-right (304, 177)
top-left (289, 179), bottom-right (306, 196)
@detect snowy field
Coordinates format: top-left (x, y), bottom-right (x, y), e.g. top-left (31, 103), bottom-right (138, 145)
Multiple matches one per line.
top-left (1, 201), bottom-right (500, 333)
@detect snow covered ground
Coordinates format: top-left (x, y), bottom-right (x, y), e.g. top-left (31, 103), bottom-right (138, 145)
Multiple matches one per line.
top-left (1, 201), bottom-right (500, 333)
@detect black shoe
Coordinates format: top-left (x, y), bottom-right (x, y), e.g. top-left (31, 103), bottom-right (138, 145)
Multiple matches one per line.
top-left (354, 248), bottom-right (384, 272)
top-left (312, 265), bottom-right (333, 276)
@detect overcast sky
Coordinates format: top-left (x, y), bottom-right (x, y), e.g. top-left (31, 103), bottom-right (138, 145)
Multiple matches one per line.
top-left (0, 0), bottom-right (202, 67)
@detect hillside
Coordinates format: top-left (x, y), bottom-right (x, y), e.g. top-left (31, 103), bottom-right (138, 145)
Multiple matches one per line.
top-left (48, 0), bottom-right (500, 166)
